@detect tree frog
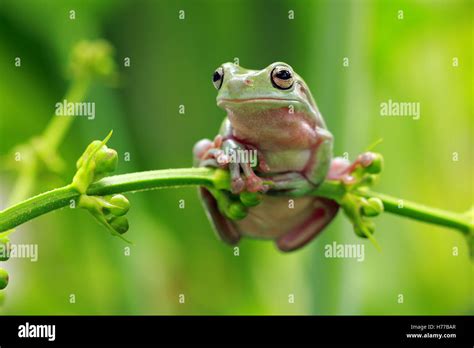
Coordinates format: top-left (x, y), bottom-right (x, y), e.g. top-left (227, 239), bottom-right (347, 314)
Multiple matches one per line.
top-left (194, 62), bottom-right (376, 251)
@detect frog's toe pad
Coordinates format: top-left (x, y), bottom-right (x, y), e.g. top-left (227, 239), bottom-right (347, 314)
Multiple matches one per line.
top-left (193, 139), bottom-right (213, 159)
top-left (359, 152), bottom-right (376, 167)
top-left (231, 177), bottom-right (245, 194)
top-left (246, 175), bottom-right (264, 193)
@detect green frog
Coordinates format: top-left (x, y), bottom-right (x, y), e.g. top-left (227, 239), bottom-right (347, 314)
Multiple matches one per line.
top-left (194, 62), bottom-right (377, 251)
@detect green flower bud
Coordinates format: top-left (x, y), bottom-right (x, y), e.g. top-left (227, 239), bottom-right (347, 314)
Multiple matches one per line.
top-left (107, 216), bottom-right (129, 235)
top-left (105, 194), bottom-right (130, 217)
top-left (76, 140), bottom-right (102, 170)
top-left (213, 169), bottom-right (231, 191)
top-left (240, 192), bottom-right (262, 207)
top-left (93, 147), bottom-right (118, 178)
top-left (76, 140), bottom-right (117, 180)
top-left (0, 242), bottom-right (10, 262)
top-left (354, 226), bottom-right (365, 238)
top-left (227, 202), bottom-right (248, 220)
top-left (73, 132), bottom-right (116, 193)
top-left (361, 198), bottom-right (384, 217)
top-left (79, 194), bottom-right (131, 238)
top-left (366, 153), bottom-right (383, 174)
top-left (0, 268), bottom-right (9, 290)
top-left (360, 174), bottom-right (376, 187)
top-left (69, 40), bottom-right (117, 81)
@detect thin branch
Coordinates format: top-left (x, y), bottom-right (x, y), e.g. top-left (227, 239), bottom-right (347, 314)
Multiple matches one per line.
top-left (361, 191), bottom-right (471, 234)
top-left (0, 168), bottom-right (472, 236)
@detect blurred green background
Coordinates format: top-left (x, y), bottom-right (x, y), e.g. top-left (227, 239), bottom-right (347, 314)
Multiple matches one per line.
top-left (0, 0), bottom-right (472, 315)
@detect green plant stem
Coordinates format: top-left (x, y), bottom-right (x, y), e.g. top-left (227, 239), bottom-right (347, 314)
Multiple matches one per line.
top-left (0, 168), bottom-right (472, 236)
top-left (6, 77), bottom-right (92, 207)
top-left (0, 185), bottom-right (78, 233)
top-left (7, 153), bottom-right (38, 205)
top-left (41, 77), bottom-right (91, 151)
top-left (87, 168), bottom-right (220, 195)
top-left (360, 191), bottom-right (472, 234)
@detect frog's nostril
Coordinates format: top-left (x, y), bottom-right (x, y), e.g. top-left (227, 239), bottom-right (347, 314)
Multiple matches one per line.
top-left (227, 78), bottom-right (251, 92)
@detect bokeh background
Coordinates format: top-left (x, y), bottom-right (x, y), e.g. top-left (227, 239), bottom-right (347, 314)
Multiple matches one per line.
top-left (0, 0), bottom-right (472, 315)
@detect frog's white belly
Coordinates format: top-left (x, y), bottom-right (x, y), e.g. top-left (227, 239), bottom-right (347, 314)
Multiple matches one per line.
top-left (262, 149), bottom-right (311, 173)
top-left (234, 195), bottom-right (315, 239)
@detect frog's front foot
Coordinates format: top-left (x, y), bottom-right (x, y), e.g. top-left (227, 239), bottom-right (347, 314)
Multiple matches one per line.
top-left (229, 162), bottom-right (267, 194)
top-left (193, 137), bottom-right (268, 194)
top-left (222, 139), bottom-right (268, 194)
top-left (328, 152), bottom-right (384, 245)
top-left (193, 136), bottom-right (229, 168)
top-left (328, 152), bottom-right (381, 183)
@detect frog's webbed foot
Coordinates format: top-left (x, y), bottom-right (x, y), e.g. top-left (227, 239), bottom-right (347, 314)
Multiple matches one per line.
top-left (193, 136), bottom-right (229, 168)
top-left (230, 160), bottom-right (267, 194)
top-left (193, 136), bottom-right (266, 225)
top-left (328, 152), bottom-right (385, 246)
top-left (221, 139), bottom-right (269, 194)
top-left (244, 143), bottom-right (271, 173)
top-left (194, 137), bottom-right (268, 193)
top-left (328, 152), bottom-right (380, 184)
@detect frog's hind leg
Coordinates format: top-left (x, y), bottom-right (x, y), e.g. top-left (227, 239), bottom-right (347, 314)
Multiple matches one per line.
top-left (276, 198), bottom-right (338, 252)
top-left (199, 188), bottom-right (241, 245)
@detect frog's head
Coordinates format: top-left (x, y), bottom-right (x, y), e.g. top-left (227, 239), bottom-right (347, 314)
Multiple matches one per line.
top-left (213, 62), bottom-right (326, 130)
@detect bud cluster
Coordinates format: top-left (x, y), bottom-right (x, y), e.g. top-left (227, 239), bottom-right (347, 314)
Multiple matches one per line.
top-left (72, 132), bottom-right (131, 241)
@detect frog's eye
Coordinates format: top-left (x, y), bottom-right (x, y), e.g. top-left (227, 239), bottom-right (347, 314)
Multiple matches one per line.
top-left (271, 66), bottom-right (294, 90)
top-left (212, 67), bottom-right (224, 90)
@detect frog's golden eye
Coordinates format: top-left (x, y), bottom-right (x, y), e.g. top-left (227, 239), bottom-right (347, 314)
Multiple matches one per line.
top-left (271, 66), bottom-right (294, 90)
top-left (212, 67), bottom-right (224, 90)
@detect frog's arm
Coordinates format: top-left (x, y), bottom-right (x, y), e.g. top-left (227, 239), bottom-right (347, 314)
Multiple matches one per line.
top-left (304, 127), bottom-right (333, 187)
top-left (215, 119), bottom-right (267, 193)
top-left (218, 117), bottom-right (233, 137)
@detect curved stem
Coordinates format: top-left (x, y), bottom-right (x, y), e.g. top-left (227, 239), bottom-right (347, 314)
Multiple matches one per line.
top-left (41, 77), bottom-right (91, 151)
top-left (0, 168), bottom-right (472, 236)
top-left (361, 191), bottom-right (472, 235)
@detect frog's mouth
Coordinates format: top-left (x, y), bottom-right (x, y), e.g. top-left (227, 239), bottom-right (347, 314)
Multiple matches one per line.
top-left (217, 97), bottom-right (301, 106)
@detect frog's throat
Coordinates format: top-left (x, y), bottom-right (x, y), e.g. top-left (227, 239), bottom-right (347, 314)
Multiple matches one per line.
top-left (217, 98), bottom-right (318, 123)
